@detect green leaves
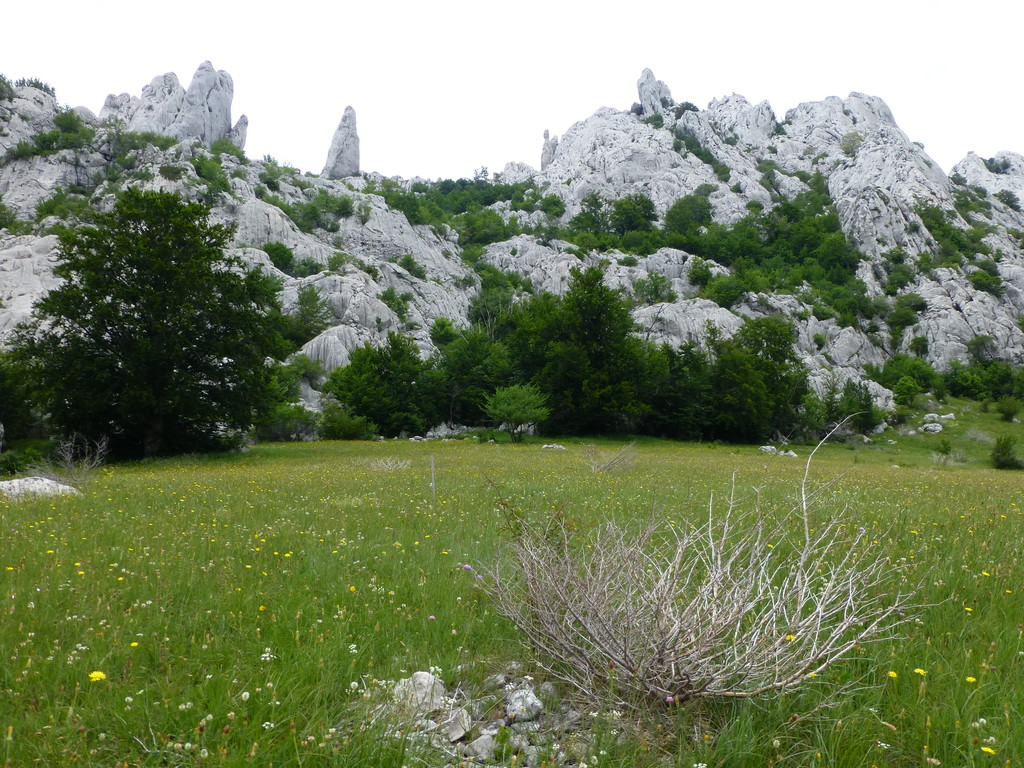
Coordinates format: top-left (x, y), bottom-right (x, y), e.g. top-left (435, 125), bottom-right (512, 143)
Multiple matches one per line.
top-left (13, 189), bottom-right (287, 456)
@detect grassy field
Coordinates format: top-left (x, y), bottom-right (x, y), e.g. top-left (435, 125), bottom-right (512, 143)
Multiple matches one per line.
top-left (2, 402), bottom-right (1023, 766)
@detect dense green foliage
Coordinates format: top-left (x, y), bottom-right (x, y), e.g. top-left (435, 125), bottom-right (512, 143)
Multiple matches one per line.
top-left (278, 284), bottom-right (334, 350)
top-left (0, 350), bottom-right (35, 443)
top-left (560, 176), bottom-right (874, 323)
top-left (11, 189), bottom-right (289, 457)
top-left (4, 108), bottom-right (95, 162)
top-left (35, 187), bottom-right (95, 224)
top-left (361, 176), bottom-right (564, 247)
top-left (323, 332), bottom-right (439, 437)
top-left (261, 189), bottom-right (354, 233)
top-left (331, 267), bottom-right (814, 442)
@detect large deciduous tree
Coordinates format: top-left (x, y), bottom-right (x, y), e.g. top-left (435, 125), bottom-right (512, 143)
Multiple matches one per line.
top-left (13, 188), bottom-right (287, 457)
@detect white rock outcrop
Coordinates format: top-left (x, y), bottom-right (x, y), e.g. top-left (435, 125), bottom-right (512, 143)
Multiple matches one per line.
top-left (0, 476), bottom-right (81, 499)
top-left (322, 106), bottom-right (360, 179)
top-left (99, 61), bottom-right (240, 147)
top-left (637, 68), bottom-right (673, 116)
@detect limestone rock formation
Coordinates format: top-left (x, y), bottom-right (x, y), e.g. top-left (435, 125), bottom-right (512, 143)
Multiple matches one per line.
top-left (229, 114), bottom-right (248, 149)
top-left (99, 61), bottom-right (239, 147)
top-left (540, 129), bottom-right (558, 170)
top-left (322, 106), bottom-right (360, 179)
top-left (637, 68), bottom-right (673, 116)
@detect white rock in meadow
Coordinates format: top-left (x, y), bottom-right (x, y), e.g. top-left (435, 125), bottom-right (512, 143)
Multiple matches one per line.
top-left (0, 476), bottom-right (81, 499)
top-left (440, 707), bottom-right (472, 742)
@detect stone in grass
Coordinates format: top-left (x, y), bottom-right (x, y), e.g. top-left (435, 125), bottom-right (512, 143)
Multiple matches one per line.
top-left (440, 707), bottom-right (472, 742)
top-left (506, 687), bottom-right (544, 722)
top-left (0, 476), bottom-right (81, 499)
top-left (392, 671), bottom-right (447, 714)
top-left (463, 733), bottom-right (496, 762)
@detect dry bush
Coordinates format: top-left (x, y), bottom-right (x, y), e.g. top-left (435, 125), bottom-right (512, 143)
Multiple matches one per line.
top-left (931, 449), bottom-right (966, 466)
top-left (582, 442), bottom-right (637, 473)
top-left (484, 450), bottom-right (919, 711)
top-left (370, 457), bottom-right (412, 471)
top-left (29, 433), bottom-right (109, 488)
top-left (963, 429), bottom-right (993, 443)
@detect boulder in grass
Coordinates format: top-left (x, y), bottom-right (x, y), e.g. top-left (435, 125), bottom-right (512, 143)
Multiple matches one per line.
top-left (392, 671), bottom-right (447, 714)
top-left (0, 476), bottom-right (81, 499)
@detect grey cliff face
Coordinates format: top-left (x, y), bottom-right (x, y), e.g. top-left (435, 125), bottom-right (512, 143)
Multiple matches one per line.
top-left (322, 106), bottom-right (360, 179)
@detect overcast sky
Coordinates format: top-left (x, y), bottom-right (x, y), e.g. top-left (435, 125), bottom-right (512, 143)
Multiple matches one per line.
top-left (5, 1), bottom-right (1021, 181)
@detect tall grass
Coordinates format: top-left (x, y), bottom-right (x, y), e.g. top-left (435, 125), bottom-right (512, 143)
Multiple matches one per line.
top-left (1, 431), bottom-right (1022, 765)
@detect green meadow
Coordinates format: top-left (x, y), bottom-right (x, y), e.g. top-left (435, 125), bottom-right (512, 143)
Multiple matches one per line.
top-left (2, 402), bottom-right (1023, 766)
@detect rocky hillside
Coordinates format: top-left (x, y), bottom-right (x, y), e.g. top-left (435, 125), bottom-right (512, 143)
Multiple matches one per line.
top-left (4, 63), bottom-right (1024, 407)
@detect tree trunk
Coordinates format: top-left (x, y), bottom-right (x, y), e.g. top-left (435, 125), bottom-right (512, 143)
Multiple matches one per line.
top-left (143, 418), bottom-right (164, 458)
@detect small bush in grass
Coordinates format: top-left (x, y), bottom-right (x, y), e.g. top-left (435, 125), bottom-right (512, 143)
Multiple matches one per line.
top-left (995, 395), bottom-right (1020, 422)
top-left (0, 447), bottom-right (44, 476)
top-left (319, 399), bottom-right (377, 440)
top-left (992, 436), bottom-right (1023, 469)
top-left (255, 402), bottom-right (319, 442)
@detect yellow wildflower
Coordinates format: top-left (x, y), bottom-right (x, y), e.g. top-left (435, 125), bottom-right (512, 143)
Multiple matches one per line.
top-left (88, 670), bottom-right (107, 682)
top-left (887, 671), bottom-right (898, 678)
top-left (914, 668), bottom-right (926, 676)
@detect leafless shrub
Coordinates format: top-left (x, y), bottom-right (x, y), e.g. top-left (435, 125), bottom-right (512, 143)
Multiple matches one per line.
top-left (931, 449), bottom-right (966, 466)
top-left (582, 442), bottom-right (637, 473)
top-left (370, 457), bottom-right (412, 471)
top-left (30, 433), bottom-right (109, 488)
top-left (964, 429), bottom-right (993, 443)
top-left (484, 447), bottom-right (919, 712)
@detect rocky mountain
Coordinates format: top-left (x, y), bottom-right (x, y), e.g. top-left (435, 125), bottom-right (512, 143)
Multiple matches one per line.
top-left (4, 63), bottom-right (1024, 409)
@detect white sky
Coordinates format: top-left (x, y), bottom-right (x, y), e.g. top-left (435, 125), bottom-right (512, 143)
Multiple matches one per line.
top-left (5, 1), bottom-right (1021, 181)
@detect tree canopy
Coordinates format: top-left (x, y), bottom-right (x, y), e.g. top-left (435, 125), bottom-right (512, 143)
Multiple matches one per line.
top-left (12, 188), bottom-right (288, 457)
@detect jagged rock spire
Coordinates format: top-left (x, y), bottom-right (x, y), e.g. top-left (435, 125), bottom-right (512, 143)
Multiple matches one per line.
top-left (322, 106), bottom-right (360, 179)
top-left (637, 68), bottom-right (673, 115)
top-left (99, 61), bottom-right (239, 147)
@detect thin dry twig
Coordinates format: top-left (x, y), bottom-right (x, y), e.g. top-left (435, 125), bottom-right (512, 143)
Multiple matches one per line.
top-left (29, 433), bottom-right (109, 488)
